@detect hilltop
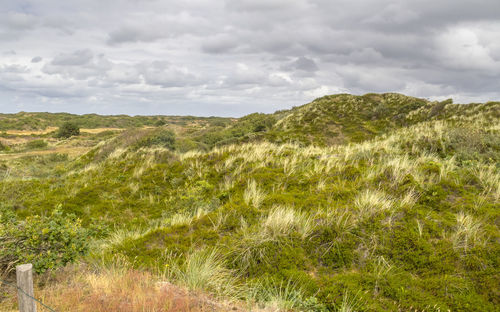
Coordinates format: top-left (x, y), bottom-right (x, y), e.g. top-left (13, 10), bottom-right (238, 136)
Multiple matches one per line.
top-left (1, 93), bottom-right (499, 311)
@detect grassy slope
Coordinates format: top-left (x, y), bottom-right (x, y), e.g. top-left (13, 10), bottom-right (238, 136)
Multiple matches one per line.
top-left (1, 93), bottom-right (499, 311)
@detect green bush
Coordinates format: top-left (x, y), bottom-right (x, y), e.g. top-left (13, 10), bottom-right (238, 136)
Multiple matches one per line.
top-left (0, 207), bottom-right (89, 274)
top-left (154, 119), bottom-right (167, 126)
top-left (55, 122), bottom-right (80, 138)
top-left (134, 129), bottom-right (176, 150)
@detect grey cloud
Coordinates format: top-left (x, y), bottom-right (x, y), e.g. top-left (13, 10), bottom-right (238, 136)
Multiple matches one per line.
top-left (1, 0), bottom-right (500, 116)
top-left (140, 61), bottom-right (199, 88)
top-left (221, 63), bottom-right (269, 87)
top-left (225, 0), bottom-right (301, 12)
top-left (0, 12), bottom-right (39, 40)
top-left (291, 57), bottom-right (318, 72)
top-left (106, 63), bottom-right (141, 85)
top-left (0, 64), bottom-right (29, 73)
top-left (51, 49), bottom-right (94, 66)
top-left (42, 16), bottom-right (75, 35)
top-left (2, 12), bottom-right (38, 31)
top-left (201, 35), bottom-right (239, 54)
top-left (36, 88), bottom-right (89, 99)
top-left (107, 27), bottom-right (163, 44)
top-left (43, 51), bottom-right (112, 80)
top-left (107, 13), bottom-right (212, 45)
top-left (339, 67), bottom-right (407, 93)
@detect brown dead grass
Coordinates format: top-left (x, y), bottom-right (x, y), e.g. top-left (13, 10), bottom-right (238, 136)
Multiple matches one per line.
top-left (0, 266), bottom-right (242, 312)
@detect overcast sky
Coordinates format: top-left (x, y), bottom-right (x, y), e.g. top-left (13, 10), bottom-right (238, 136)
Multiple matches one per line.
top-left (1, 0), bottom-right (499, 116)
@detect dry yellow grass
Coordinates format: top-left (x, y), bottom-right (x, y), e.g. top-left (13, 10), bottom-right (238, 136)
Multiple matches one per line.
top-left (0, 265), bottom-right (242, 312)
top-left (80, 127), bottom-right (125, 134)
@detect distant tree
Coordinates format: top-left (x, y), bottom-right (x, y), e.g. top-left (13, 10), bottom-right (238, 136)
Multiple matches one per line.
top-left (155, 119), bottom-right (167, 127)
top-left (56, 122), bottom-right (80, 138)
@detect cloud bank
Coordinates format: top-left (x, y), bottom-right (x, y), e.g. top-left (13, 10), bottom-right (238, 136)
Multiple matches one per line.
top-left (1, 0), bottom-right (499, 116)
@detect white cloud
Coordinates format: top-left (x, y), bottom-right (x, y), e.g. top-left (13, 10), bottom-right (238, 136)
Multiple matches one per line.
top-left (436, 26), bottom-right (500, 71)
top-left (0, 0), bottom-right (499, 116)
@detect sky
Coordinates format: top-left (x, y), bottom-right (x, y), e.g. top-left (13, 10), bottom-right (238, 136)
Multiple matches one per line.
top-left (1, 0), bottom-right (499, 117)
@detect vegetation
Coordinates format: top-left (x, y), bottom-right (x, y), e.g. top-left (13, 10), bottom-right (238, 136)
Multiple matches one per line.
top-left (0, 93), bottom-right (499, 311)
top-left (25, 139), bottom-right (48, 149)
top-left (56, 122), bottom-right (80, 138)
top-left (0, 141), bottom-right (8, 152)
top-left (0, 207), bottom-right (88, 274)
top-left (0, 111), bottom-right (232, 131)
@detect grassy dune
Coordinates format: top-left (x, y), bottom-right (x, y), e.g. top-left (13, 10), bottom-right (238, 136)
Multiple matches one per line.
top-left (1, 93), bottom-right (499, 311)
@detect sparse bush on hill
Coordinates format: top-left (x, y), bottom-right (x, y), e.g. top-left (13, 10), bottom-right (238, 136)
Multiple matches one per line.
top-left (134, 129), bottom-right (176, 150)
top-left (192, 113), bottom-right (276, 149)
top-left (56, 122), bottom-right (80, 138)
top-left (154, 119), bottom-right (167, 126)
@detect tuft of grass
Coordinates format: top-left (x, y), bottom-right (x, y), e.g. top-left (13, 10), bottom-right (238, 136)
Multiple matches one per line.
top-left (249, 279), bottom-right (306, 311)
top-left (399, 188), bottom-right (419, 208)
top-left (91, 227), bottom-right (151, 253)
top-left (316, 178), bottom-right (327, 191)
top-left (474, 164), bottom-right (500, 201)
top-left (221, 175), bottom-right (235, 191)
top-left (232, 222), bottom-right (277, 272)
top-left (170, 213), bottom-right (194, 226)
top-left (337, 290), bottom-right (364, 312)
top-left (208, 212), bottom-right (227, 231)
top-left (319, 209), bottom-right (357, 237)
top-left (354, 189), bottom-right (394, 218)
top-left (372, 256), bottom-right (393, 296)
top-left (128, 182), bottom-right (139, 194)
top-left (149, 208), bottom-right (210, 229)
top-left (163, 248), bottom-right (241, 298)
top-left (383, 155), bottom-right (417, 185)
top-left (451, 212), bottom-right (485, 252)
top-left (243, 179), bottom-right (266, 208)
top-left (263, 206), bottom-right (315, 240)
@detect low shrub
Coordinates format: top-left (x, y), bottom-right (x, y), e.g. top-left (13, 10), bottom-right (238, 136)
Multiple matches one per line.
top-left (134, 129), bottom-right (176, 150)
top-left (0, 207), bottom-right (89, 274)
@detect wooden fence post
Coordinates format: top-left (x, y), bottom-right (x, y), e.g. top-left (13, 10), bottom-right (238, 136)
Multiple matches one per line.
top-left (16, 264), bottom-right (37, 312)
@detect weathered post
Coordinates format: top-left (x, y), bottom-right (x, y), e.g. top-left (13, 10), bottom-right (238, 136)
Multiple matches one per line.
top-left (16, 264), bottom-right (36, 312)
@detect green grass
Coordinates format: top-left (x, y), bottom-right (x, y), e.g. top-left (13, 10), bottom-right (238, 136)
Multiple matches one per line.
top-left (1, 93), bottom-right (499, 311)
